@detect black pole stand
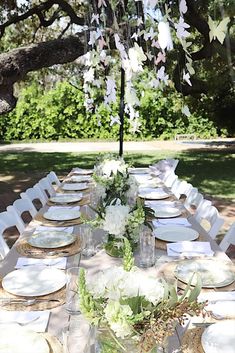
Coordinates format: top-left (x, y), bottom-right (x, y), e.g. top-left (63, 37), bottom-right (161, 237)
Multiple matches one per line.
top-left (119, 67), bottom-right (125, 157)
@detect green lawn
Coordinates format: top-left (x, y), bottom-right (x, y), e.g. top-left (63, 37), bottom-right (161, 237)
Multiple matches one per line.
top-left (0, 150), bottom-right (235, 201)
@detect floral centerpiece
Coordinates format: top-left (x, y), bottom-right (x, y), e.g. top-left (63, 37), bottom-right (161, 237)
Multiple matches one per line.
top-left (92, 154), bottom-right (138, 205)
top-left (79, 239), bottom-right (206, 353)
top-left (89, 198), bottom-right (150, 257)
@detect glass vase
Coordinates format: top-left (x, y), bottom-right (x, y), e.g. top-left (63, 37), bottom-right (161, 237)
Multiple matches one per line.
top-left (94, 327), bottom-right (168, 353)
top-left (104, 235), bottom-right (137, 258)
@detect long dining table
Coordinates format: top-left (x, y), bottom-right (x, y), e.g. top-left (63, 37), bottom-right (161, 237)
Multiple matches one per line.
top-left (0, 167), bottom-right (234, 353)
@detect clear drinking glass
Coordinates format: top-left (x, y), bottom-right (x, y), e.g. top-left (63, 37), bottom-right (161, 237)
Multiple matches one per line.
top-left (65, 267), bottom-right (81, 315)
top-left (62, 316), bottom-right (91, 353)
top-left (138, 225), bottom-right (156, 268)
top-left (81, 225), bottom-right (96, 257)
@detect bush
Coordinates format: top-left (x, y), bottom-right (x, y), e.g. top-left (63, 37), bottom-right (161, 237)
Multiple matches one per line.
top-left (0, 79), bottom-right (221, 141)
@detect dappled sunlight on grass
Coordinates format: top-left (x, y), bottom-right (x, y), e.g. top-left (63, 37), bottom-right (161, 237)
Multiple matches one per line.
top-left (0, 149), bottom-right (234, 200)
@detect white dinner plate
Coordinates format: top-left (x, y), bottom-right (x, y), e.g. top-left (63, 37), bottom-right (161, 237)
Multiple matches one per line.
top-left (2, 267), bottom-right (66, 296)
top-left (0, 324), bottom-right (50, 353)
top-left (138, 187), bottom-right (169, 200)
top-left (27, 231), bottom-right (77, 248)
top-left (151, 206), bottom-right (182, 218)
top-left (201, 320), bottom-right (235, 353)
top-left (128, 167), bottom-right (150, 174)
top-left (43, 209), bottom-right (81, 221)
top-left (67, 175), bottom-right (91, 183)
top-left (49, 193), bottom-right (82, 204)
top-left (175, 259), bottom-right (235, 288)
top-left (62, 183), bottom-right (88, 191)
top-left (153, 225), bottom-right (199, 242)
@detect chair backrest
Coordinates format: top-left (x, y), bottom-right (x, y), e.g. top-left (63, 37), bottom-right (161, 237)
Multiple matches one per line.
top-left (7, 198), bottom-right (37, 225)
top-left (183, 187), bottom-right (202, 211)
top-left (219, 222), bottom-right (235, 252)
top-left (193, 205), bottom-right (224, 239)
top-left (0, 220), bottom-right (10, 259)
top-left (47, 171), bottom-right (61, 187)
top-left (0, 209), bottom-right (25, 235)
top-left (21, 184), bottom-right (47, 208)
top-left (164, 172), bottom-right (178, 188)
top-left (38, 177), bottom-right (56, 198)
top-left (150, 158), bottom-right (179, 176)
top-left (195, 199), bottom-right (212, 218)
top-left (171, 179), bottom-right (193, 199)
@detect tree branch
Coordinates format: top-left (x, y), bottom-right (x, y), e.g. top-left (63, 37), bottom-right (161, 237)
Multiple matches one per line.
top-left (0, 0), bottom-right (84, 38)
top-left (0, 35), bottom-right (86, 113)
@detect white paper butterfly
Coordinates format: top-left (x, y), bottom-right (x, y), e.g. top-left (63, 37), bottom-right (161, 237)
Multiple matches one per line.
top-left (181, 105), bottom-right (191, 117)
top-left (179, 0), bottom-right (187, 14)
top-left (208, 16), bottom-right (230, 44)
top-left (175, 17), bottom-right (190, 39)
top-left (110, 115), bottom-right (121, 126)
top-left (158, 21), bottom-right (173, 50)
top-left (183, 70), bottom-right (192, 86)
top-left (98, 0), bottom-right (106, 8)
top-left (91, 14), bottom-right (99, 24)
top-left (157, 66), bottom-right (169, 84)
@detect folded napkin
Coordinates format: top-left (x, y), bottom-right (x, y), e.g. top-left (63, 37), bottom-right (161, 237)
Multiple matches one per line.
top-left (207, 301), bottom-right (235, 319)
top-left (15, 257), bottom-right (67, 269)
top-left (167, 241), bottom-right (214, 257)
top-left (52, 192), bottom-right (83, 199)
top-left (33, 225), bottom-right (74, 234)
top-left (48, 206), bottom-right (80, 212)
top-left (153, 218), bottom-right (191, 228)
top-left (198, 291), bottom-right (235, 303)
top-left (145, 200), bottom-right (181, 208)
top-left (72, 168), bottom-right (93, 175)
top-left (0, 311), bottom-right (50, 332)
top-left (70, 175), bottom-right (91, 180)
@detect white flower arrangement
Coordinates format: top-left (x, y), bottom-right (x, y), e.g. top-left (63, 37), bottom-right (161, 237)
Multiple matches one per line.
top-left (95, 199), bottom-right (145, 243)
top-left (92, 154), bottom-right (135, 205)
top-left (94, 156), bottom-right (128, 178)
top-left (79, 240), bottom-right (206, 353)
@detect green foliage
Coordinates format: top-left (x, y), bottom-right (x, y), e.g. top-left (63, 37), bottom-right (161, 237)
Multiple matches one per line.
top-left (0, 79), bottom-right (221, 141)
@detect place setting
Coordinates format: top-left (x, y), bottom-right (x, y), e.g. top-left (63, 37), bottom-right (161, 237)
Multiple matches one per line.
top-left (0, 265), bottom-right (67, 311)
top-left (61, 182), bottom-right (89, 192)
top-left (159, 257), bottom-right (235, 293)
top-left (71, 167), bottom-right (93, 175)
top-left (16, 225), bottom-right (82, 259)
top-left (138, 186), bottom-right (171, 200)
top-left (65, 175), bottom-right (92, 183)
top-left (47, 193), bottom-right (83, 206)
top-left (34, 205), bottom-right (82, 227)
top-left (181, 319), bottom-right (235, 353)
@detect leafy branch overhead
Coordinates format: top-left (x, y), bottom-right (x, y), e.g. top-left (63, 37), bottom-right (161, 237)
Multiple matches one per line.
top-left (0, 0), bottom-right (233, 117)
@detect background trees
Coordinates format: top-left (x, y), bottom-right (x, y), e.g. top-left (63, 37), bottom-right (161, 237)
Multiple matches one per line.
top-left (0, 0), bottom-right (234, 138)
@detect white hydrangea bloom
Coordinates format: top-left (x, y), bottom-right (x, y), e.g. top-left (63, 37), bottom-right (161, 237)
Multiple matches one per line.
top-left (104, 301), bottom-right (133, 338)
top-left (102, 204), bottom-right (130, 236)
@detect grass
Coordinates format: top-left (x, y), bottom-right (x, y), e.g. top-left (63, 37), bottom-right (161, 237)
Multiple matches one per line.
top-left (0, 150), bottom-right (235, 201)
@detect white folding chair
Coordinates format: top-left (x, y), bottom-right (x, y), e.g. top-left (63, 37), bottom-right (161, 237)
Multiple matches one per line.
top-left (0, 209), bottom-right (26, 258)
top-left (7, 198), bottom-right (37, 225)
top-left (193, 204), bottom-right (224, 239)
top-left (219, 222), bottom-right (235, 252)
top-left (47, 171), bottom-right (61, 187)
top-left (0, 221), bottom-right (10, 259)
top-left (183, 187), bottom-right (203, 212)
top-left (150, 158), bottom-right (179, 178)
top-left (164, 172), bottom-right (178, 188)
top-left (0, 209), bottom-right (25, 234)
top-left (38, 177), bottom-right (56, 198)
top-left (171, 179), bottom-right (193, 199)
top-left (21, 184), bottom-right (47, 209)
